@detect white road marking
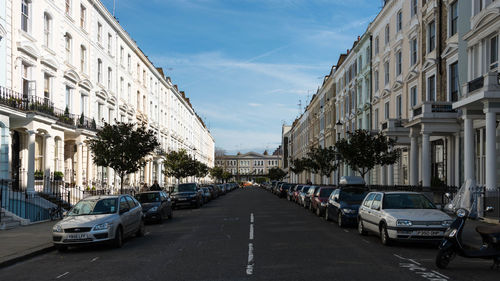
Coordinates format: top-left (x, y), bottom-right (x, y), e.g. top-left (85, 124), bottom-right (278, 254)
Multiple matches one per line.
top-left (394, 254), bottom-right (449, 281)
top-left (249, 223), bottom-right (254, 240)
top-left (362, 239), bottom-right (370, 244)
top-left (145, 232), bottom-right (150, 236)
top-left (250, 213), bottom-right (254, 223)
top-left (343, 229), bottom-right (349, 233)
top-left (246, 243), bottom-right (254, 275)
top-left (90, 257), bottom-right (99, 262)
top-left (56, 272), bottom-right (69, 279)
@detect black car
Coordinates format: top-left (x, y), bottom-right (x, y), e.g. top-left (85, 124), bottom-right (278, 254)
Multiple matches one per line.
top-left (136, 191), bottom-right (173, 223)
top-left (325, 176), bottom-right (368, 227)
top-left (170, 183), bottom-right (203, 209)
top-left (279, 183), bottom-right (293, 198)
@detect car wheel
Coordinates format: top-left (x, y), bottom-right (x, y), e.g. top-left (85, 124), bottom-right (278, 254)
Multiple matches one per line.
top-left (113, 227), bottom-right (123, 248)
top-left (136, 220), bottom-right (145, 237)
top-left (316, 207), bottom-right (321, 217)
top-left (380, 224), bottom-right (392, 246)
top-left (55, 244), bottom-right (68, 252)
top-left (168, 209), bottom-right (173, 219)
top-left (325, 209), bottom-right (330, 221)
top-left (358, 218), bottom-right (367, 235)
top-left (338, 213), bottom-right (344, 228)
top-left (435, 248), bottom-right (455, 269)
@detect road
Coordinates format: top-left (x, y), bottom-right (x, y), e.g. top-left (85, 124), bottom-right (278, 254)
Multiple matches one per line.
top-left (1, 187), bottom-right (498, 281)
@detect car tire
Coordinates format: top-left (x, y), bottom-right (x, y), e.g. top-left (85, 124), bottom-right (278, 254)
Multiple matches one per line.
top-left (55, 244), bottom-right (68, 252)
top-left (136, 220), bottom-right (145, 237)
top-left (113, 227), bottom-right (123, 248)
top-left (358, 218), bottom-right (367, 235)
top-left (380, 224), bottom-right (392, 246)
top-left (325, 209), bottom-right (330, 221)
top-left (338, 213), bottom-right (344, 228)
top-left (316, 207), bottom-right (321, 217)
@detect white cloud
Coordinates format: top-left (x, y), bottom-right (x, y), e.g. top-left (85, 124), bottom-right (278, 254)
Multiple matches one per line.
top-left (248, 103), bottom-right (262, 107)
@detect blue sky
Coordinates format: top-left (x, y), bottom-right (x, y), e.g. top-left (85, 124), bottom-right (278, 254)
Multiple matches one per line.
top-left (101, 0), bottom-right (381, 154)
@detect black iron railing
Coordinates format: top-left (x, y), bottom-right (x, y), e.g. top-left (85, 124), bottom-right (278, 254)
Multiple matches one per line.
top-left (468, 76), bottom-right (484, 93)
top-left (381, 122), bottom-right (388, 130)
top-left (432, 104), bottom-right (456, 113)
top-left (413, 106), bottom-right (422, 116)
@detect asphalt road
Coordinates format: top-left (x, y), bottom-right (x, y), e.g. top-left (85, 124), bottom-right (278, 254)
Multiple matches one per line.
top-left (1, 187), bottom-right (499, 281)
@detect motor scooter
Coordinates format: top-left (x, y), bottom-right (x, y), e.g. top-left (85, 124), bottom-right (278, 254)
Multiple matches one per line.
top-left (435, 207), bottom-right (500, 269)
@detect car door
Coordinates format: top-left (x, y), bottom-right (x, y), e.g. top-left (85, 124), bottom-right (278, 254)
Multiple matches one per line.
top-left (125, 196), bottom-right (141, 232)
top-left (328, 189), bottom-right (339, 218)
top-left (359, 193), bottom-right (377, 232)
top-left (119, 196), bottom-right (133, 235)
top-left (367, 193), bottom-right (383, 233)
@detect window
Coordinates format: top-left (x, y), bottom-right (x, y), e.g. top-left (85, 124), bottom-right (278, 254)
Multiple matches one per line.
top-left (43, 13), bottom-right (51, 48)
top-left (385, 24), bottom-right (390, 44)
top-left (65, 33), bottom-right (72, 63)
top-left (385, 101), bottom-right (390, 119)
top-left (108, 33), bottom-right (112, 54)
top-left (137, 64), bottom-right (140, 80)
top-left (21, 0), bottom-right (30, 33)
top-left (371, 194), bottom-right (382, 210)
top-left (428, 75), bottom-right (436, 101)
top-left (80, 93), bottom-right (87, 115)
top-left (374, 70), bottom-right (379, 91)
top-left (410, 86), bottom-right (417, 107)
top-left (120, 77), bottom-right (124, 99)
top-left (490, 35), bottom-right (498, 70)
top-left (396, 10), bottom-right (402, 32)
top-left (384, 61), bottom-right (390, 85)
top-left (80, 5), bottom-right (86, 29)
top-left (97, 22), bottom-right (102, 44)
top-left (120, 46), bottom-right (124, 65)
top-left (65, 86), bottom-right (72, 112)
top-left (396, 95), bottom-right (402, 118)
top-left (375, 36), bottom-right (379, 55)
top-left (127, 54), bottom-right (131, 71)
top-left (80, 45), bottom-right (86, 73)
top-left (137, 91), bottom-right (141, 109)
top-left (450, 62), bottom-right (459, 102)
top-left (428, 21), bottom-right (435, 53)
top-left (450, 1), bottom-right (458, 36)
top-left (411, 37), bottom-right (418, 66)
top-left (43, 73), bottom-right (51, 101)
top-left (374, 108), bottom-right (379, 129)
top-left (97, 59), bottom-right (102, 83)
top-left (127, 83), bottom-right (131, 102)
top-left (396, 51), bottom-right (402, 76)
top-left (65, 0), bottom-right (71, 15)
top-left (107, 68), bottom-right (112, 90)
top-left (411, 0), bottom-right (418, 17)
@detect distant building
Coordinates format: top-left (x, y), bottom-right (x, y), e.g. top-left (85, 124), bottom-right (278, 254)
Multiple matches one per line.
top-left (215, 152), bottom-right (281, 182)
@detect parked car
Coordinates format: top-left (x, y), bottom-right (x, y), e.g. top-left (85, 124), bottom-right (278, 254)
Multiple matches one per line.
top-left (170, 183), bottom-right (203, 209)
top-left (135, 191), bottom-right (173, 223)
top-left (311, 186), bottom-right (335, 216)
top-left (279, 183), bottom-right (293, 198)
top-left (201, 187), bottom-right (212, 203)
top-left (303, 186), bottom-right (320, 208)
top-left (357, 191), bottom-right (453, 245)
top-left (287, 185), bottom-right (299, 201)
top-left (298, 186), bottom-right (312, 206)
top-left (291, 185), bottom-right (303, 202)
top-left (52, 195), bottom-right (145, 251)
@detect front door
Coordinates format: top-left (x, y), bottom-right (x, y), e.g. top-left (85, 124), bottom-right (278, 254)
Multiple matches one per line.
top-left (11, 131), bottom-right (20, 190)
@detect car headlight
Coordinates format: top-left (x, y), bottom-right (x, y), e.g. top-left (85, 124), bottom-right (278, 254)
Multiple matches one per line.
top-left (342, 208), bottom-right (357, 214)
top-left (53, 224), bottom-right (63, 233)
top-left (148, 206), bottom-right (158, 212)
top-left (93, 222), bottom-right (112, 231)
top-left (396, 219), bottom-right (413, 227)
top-left (456, 208), bottom-right (468, 218)
top-left (320, 202), bottom-right (327, 207)
top-left (442, 220), bottom-right (453, 227)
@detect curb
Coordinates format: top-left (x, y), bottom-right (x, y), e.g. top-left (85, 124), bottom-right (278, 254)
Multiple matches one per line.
top-left (0, 245), bottom-right (54, 269)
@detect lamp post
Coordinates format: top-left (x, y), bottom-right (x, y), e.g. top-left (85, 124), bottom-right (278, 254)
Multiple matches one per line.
top-left (335, 120), bottom-right (343, 185)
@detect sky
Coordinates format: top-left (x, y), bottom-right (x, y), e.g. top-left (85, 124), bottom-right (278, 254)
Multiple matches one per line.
top-left (101, 0), bottom-right (382, 154)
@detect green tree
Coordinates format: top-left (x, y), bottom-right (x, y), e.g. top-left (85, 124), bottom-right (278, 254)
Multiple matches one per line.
top-left (163, 149), bottom-right (197, 183)
top-left (209, 166), bottom-right (224, 182)
top-left (195, 162), bottom-right (209, 178)
top-left (87, 122), bottom-right (159, 194)
top-left (305, 146), bottom-right (337, 178)
top-left (222, 171), bottom-right (232, 183)
top-left (335, 129), bottom-right (400, 178)
top-left (267, 167), bottom-right (287, 181)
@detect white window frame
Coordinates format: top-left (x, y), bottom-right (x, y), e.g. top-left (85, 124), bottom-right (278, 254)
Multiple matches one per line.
top-left (65, 0), bottom-right (72, 16)
top-left (80, 45), bottom-right (86, 73)
top-left (65, 33), bottom-right (72, 64)
top-left (43, 12), bottom-right (52, 48)
top-left (428, 21), bottom-right (436, 53)
top-left (21, 0), bottom-right (31, 33)
top-left (396, 50), bottom-right (402, 76)
top-left (384, 61), bottom-right (390, 85)
top-left (410, 37), bottom-right (418, 66)
top-left (410, 84), bottom-right (418, 108)
top-left (396, 10), bottom-right (402, 32)
top-left (449, 1), bottom-right (458, 37)
top-left (427, 73), bottom-right (436, 102)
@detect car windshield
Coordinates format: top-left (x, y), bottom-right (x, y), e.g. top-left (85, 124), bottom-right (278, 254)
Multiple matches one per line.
top-left (68, 198), bottom-right (118, 216)
top-left (137, 193), bottom-right (161, 203)
top-left (174, 183), bottom-right (197, 192)
top-left (339, 189), bottom-right (367, 204)
top-left (383, 194), bottom-right (436, 209)
top-left (319, 188), bottom-right (334, 197)
top-left (301, 187), bottom-right (309, 193)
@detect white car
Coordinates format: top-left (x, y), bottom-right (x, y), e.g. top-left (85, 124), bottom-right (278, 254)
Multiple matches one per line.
top-left (52, 195), bottom-right (145, 251)
top-left (357, 191), bottom-right (453, 245)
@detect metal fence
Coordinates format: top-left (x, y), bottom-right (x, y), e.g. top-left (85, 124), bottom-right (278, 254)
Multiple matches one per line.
top-left (366, 184), bottom-right (458, 206)
top-left (483, 187), bottom-right (500, 219)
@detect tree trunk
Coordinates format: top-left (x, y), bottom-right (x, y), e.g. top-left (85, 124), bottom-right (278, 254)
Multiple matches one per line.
top-left (120, 172), bottom-right (124, 194)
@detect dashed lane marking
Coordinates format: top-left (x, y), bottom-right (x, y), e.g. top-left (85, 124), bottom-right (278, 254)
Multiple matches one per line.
top-left (362, 239), bottom-right (370, 244)
top-left (249, 223), bottom-right (254, 240)
top-left (343, 229), bottom-right (349, 233)
top-left (246, 243), bottom-right (254, 275)
top-left (90, 257), bottom-right (99, 263)
top-left (56, 272), bottom-right (69, 279)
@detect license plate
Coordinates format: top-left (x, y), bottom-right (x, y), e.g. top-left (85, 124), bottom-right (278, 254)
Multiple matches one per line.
top-left (67, 233), bottom-right (89, 240)
top-left (413, 230), bottom-right (442, 236)
top-left (178, 198), bottom-right (187, 201)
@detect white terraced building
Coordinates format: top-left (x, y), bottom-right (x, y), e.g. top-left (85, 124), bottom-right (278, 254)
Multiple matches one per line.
top-left (0, 0), bottom-right (215, 193)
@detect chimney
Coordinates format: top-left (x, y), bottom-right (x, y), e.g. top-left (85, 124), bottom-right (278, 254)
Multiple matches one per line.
top-left (358, 35), bottom-right (360, 40)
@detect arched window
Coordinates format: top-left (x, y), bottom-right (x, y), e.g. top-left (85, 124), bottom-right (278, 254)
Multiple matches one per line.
top-left (43, 12), bottom-right (52, 48)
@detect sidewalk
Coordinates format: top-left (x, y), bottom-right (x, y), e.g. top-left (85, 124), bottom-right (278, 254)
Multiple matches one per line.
top-left (0, 220), bottom-right (57, 268)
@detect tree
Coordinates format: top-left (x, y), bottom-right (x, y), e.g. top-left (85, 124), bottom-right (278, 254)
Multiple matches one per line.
top-left (195, 162), bottom-right (209, 179)
top-left (289, 157), bottom-right (309, 174)
top-left (305, 146), bottom-right (337, 178)
top-left (335, 129), bottom-right (400, 178)
top-left (268, 167), bottom-right (287, 181)
top-left (163, 149), bottom-right (197, 183)
top-left (222, 171), bottom-right (232, 182)
top-left (209, 166), bottom-right (224, 182)
top-left (87, 122), bottom-right (159, 194)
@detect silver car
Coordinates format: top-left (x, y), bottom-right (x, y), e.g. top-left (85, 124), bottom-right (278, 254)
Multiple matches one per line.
top-left (52, 195), bottom-right (145, 251)
top-left (357, 191), bottom-right (453, 245)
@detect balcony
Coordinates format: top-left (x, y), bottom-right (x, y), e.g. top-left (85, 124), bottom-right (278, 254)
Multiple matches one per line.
top-left (468, 76), bottom-right (484, 93)
top-left (455, 71), bottom-right (500, 109)
top-left (0, 86), bottom-right (98, 131)
top-left (411, 101), bottom-right (456, 120)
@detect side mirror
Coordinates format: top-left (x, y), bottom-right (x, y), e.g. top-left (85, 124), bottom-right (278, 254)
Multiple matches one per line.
top-left (485, 206), bottom-right (495, 213)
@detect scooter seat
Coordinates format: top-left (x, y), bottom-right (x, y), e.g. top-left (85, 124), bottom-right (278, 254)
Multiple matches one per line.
top-left (476, 225), bottom-right (500, 235)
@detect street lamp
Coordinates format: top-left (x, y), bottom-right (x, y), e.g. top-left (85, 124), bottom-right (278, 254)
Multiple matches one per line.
top-left (335, 120), bottom-right (343, 185)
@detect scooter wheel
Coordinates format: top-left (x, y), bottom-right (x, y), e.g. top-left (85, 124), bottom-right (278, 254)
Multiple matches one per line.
top-left (435, 248), bottom-right (455, 269)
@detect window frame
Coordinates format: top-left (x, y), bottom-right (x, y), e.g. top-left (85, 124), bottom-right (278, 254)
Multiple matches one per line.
top-left (428, 21), bottom-right (436, 53)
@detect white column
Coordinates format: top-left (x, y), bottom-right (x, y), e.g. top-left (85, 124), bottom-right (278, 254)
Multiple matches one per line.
top-left (410, 134), bottom-right (418, 185)
top-left (44, 134), bottom-right (53, 192)
top-left (446, 136), bottom-right (453, 186)
top-left (479, 128), bottom-right (484, 186)
top-left (421, 132), bottom-right (431, 187)
top-left (76, 142), bottom-right (83, 187)
top-left (26, 130), bottom-right (36, 193)
top-left (87, 147), bottom-right (93, 187)
top-left (156, 160), bottom-right (161, 183)
top-left (8, 131), bottom-right (13, 180)
top-left (454, 133), bottom-right (460, 186)
top-left (463, 115), bottom-right (475, 182)
top-left (380, 165), bottom-right (387, 185)
top-left (485, 110), bottom-right (497, 191)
